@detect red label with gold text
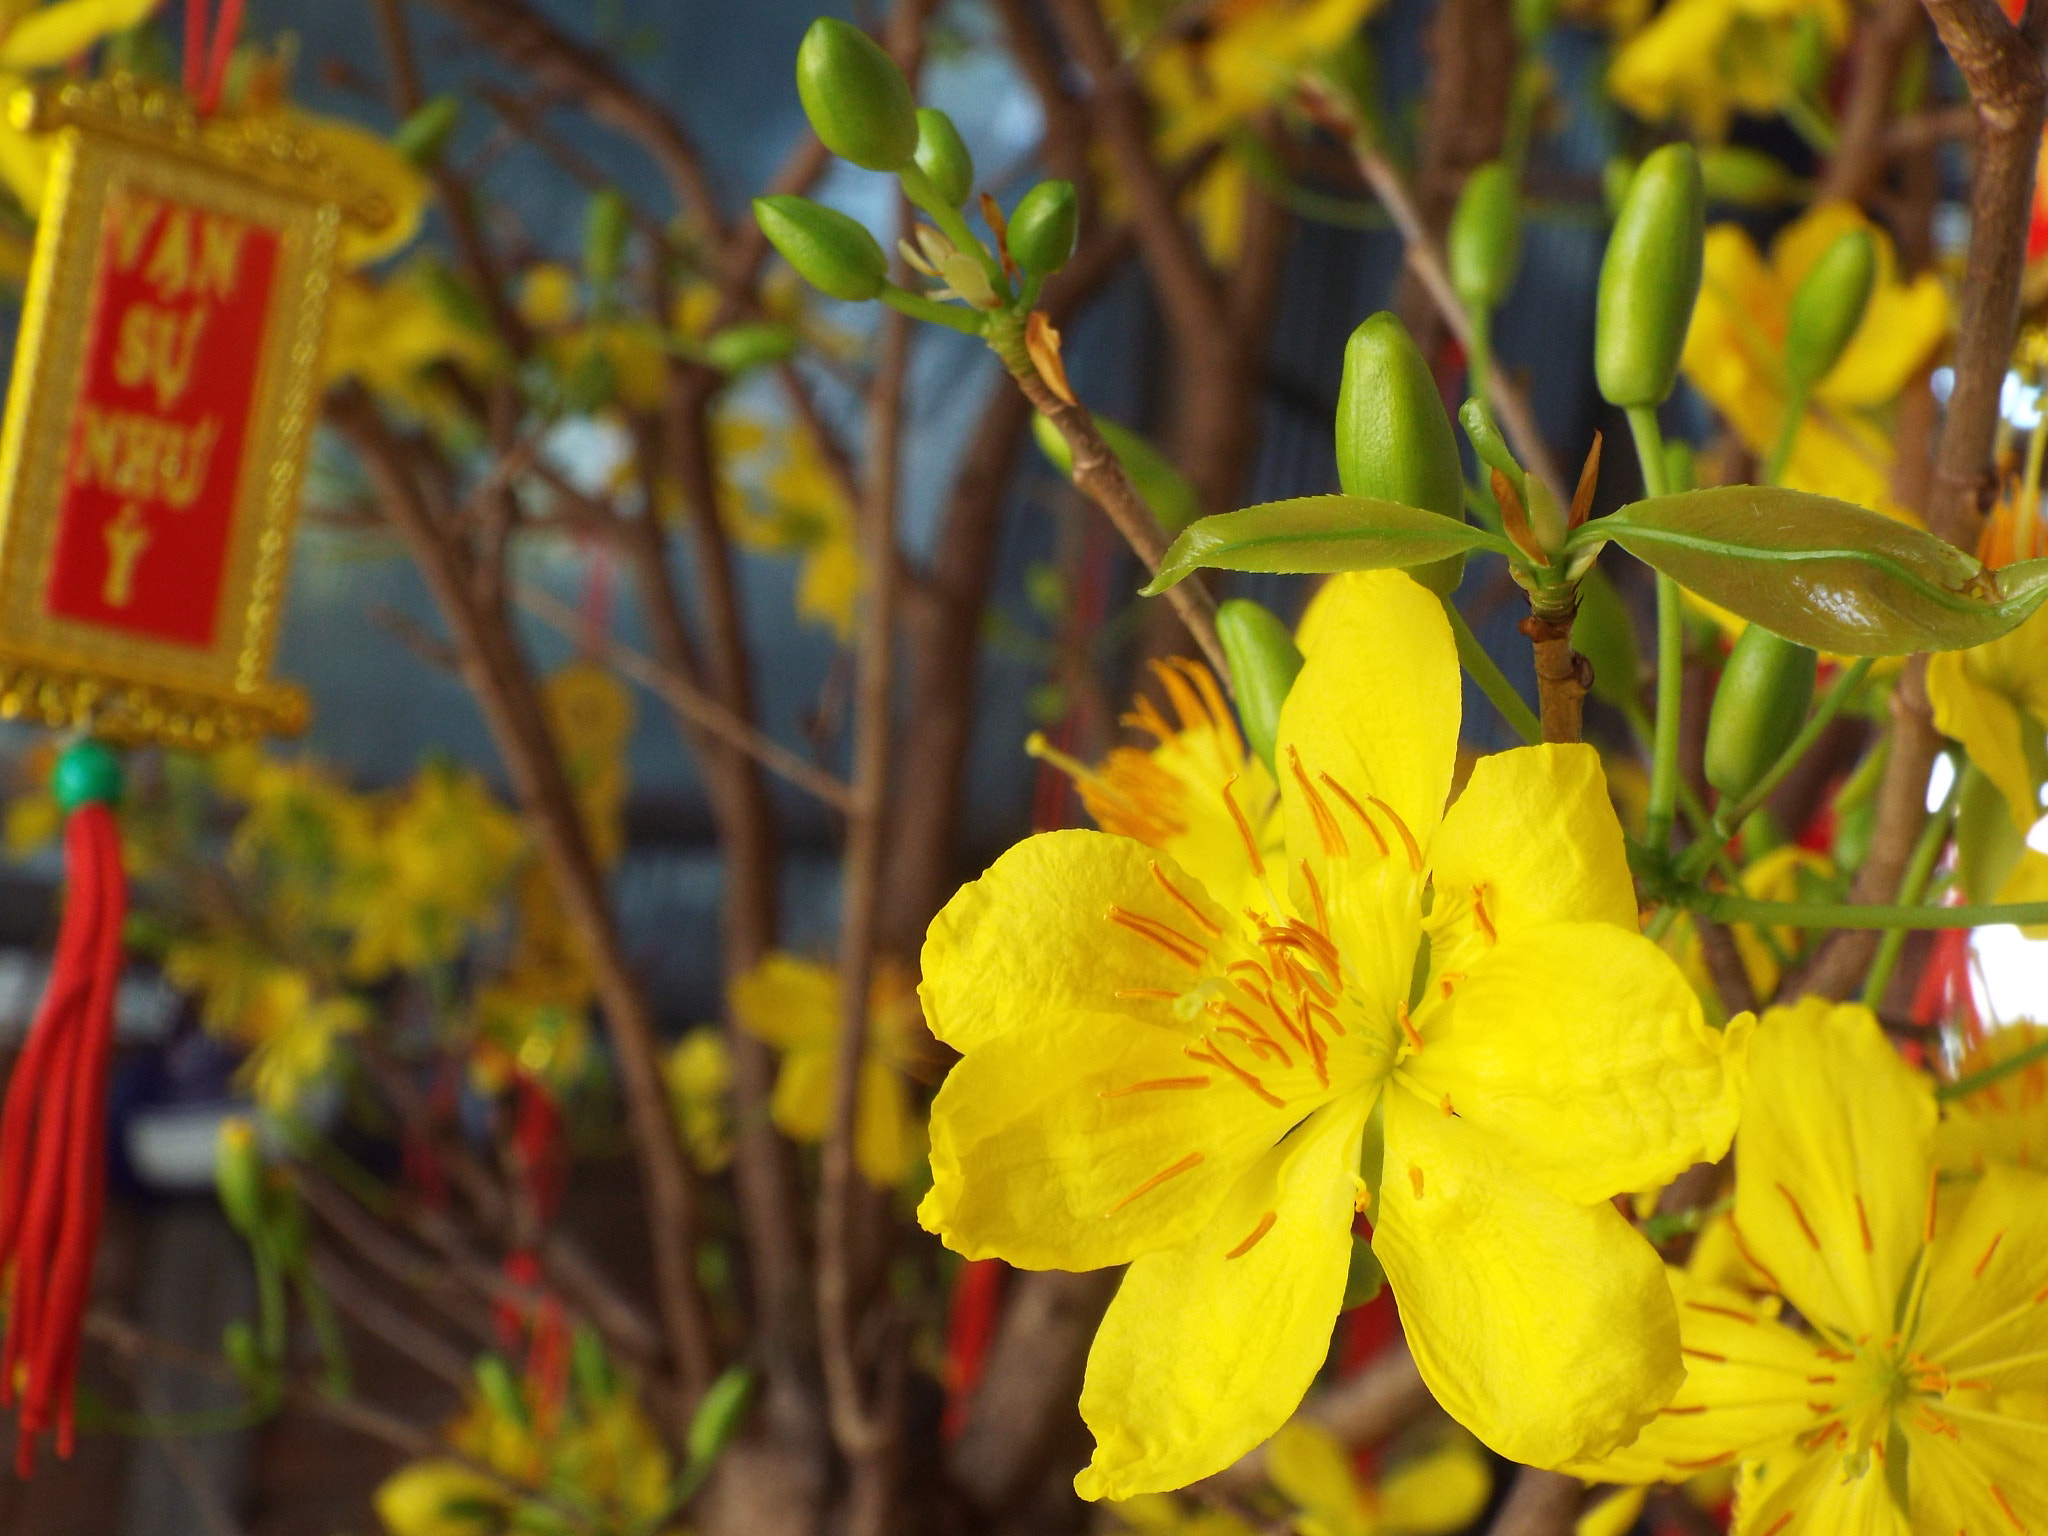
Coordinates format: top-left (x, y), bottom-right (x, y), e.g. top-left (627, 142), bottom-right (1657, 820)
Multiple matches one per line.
top-left (46, 181), bottom-right (281, 649)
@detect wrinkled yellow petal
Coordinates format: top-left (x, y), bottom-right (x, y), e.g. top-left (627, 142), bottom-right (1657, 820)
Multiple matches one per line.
top-left (1277, 571), bottom-right (1459, 873)
top-left (1915, 1164), bottom-right (2048, 1390)
top-left (1734, 999), bottom-right (1934, 1338)
top-left (1075, 1095), bottom-right (1367, 1499)
top-left (1374, 1093), bottom-right (1682, 1467)
top-left (0, 0), bottom-right (157, 70)
top-left (1378, 1435), bottom-right (1493, 1535)
top-left (1570, 1269), bottom-right (1821, 1484)
top-left (1928, 604), bottom-right (2048, 836)
top-left (921, 829), bottom-right (1232, 1055)
top-left (1405, 922), bottom-right (1747, 1204)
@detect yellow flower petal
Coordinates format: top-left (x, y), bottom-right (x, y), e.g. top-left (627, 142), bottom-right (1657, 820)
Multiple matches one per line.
top-left (1928, 604), bottom-right (2048, 837)
top-left (1074, 1095), bottom-right (1368, 1499)
top-left (855, 1055), bottom-right (915, 1187)
top-left (731, 953), bottom-right (840, 1051)
top-left (1264, 1421), bottom-right (1368, 1536)
top-left (1733, 999), bottom-right (1934, 1338)
top-left (1405, 922), bottom-right (1747, 1204)
top-left (1906, 1394), bottom-right (2048, 1536)
top-left (1373, 1093), bottom-right (1682, 1467)
top-left (1277, 571), bottom-right (1459, 873)
top-left (1935, 1022), bottom-right (2048, 1178)
top-left (1378, 1435), bottom-right (1493, 1535)
top-left (921, 829), bottom-right (1232, 1055)
top-left (1569, 1269), bottom-right (1823, 1484)
top-left (1733, 1445), bottom-right (1908, 1536)
top-left (768, 1040), bottom-right (833, 1143)
top-left (1575, 1487), bottom-right (1647, 1536)
top-left (0, 0), bottom-right (157, 70)
top-left (1914, 1163), bottom-right (2048, 1391)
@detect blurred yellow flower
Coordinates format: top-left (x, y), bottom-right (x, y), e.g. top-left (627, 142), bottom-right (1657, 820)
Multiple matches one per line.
top-left (1608, 0), bottom-right (1846, 141)
top-left (665, 1029), bottom-right (734, 1173)
top-left (517, 262), bottom-right (581, 331)
top-left (731, 951), bottom-right (925, 1187)
top-left (161, 939), bottom-right (367, 1112)
top-left (1936, 1021), bottom-right (2048, 1178)
top-left (373, 1459), bottom-right (508, 1536)
top-left (0, 0), bottom-right (163, 215)
top-left (719, 413), bottom-right (864, 639)
top-left (324, 266), bottom-right (503, 407)
top-left (1267, 1420), bottom-right (1492, 1536)
top-left (1684, 203), bottom-right (1947, 514)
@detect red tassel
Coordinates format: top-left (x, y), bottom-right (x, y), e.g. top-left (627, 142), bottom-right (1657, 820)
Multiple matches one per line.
top-left (0, 802), bottom-right (126, 1474)
top-left (940, 1258), bottom-right (1005, 1441)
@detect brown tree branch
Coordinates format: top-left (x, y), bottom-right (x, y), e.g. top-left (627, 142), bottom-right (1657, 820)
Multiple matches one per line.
top-left (1819, 0), bottom-right (1929, 205)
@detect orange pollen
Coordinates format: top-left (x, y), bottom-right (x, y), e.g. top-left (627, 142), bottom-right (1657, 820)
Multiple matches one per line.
top-left (1208, 1000), bottom-right (1291, 1068)
top-left (1220, 775), bottom-right (1267, 873)
top-left (1975, 1231), bottom-right (2006, 1279)
top-left (1288, 746), bottom-right (1348, 858)
top-left (1109, 1151), bottom-right (1204, 1214)
top-left (1367, 794), bottom-right (1422, 871)
top-left (1993, 1484), bottom-right (2026, 1533)
top-left (1472, 884), bottom-right (1498, 945)
top-left (1186, 1041), bottom-right (1286, 1108)
top-left (1805, 1374), bottom-right (1837, 1385)
top-left (1437, 970), bottom-right (1467, 999)
top-left (1106, 906), bottom-right (1207, 967)
top-left (2034, 1282), bottom-right (2048, 1305)
top-left (1296, 996), bottom-right (1331, 1088)
top-left (1658, 1404), bottom-right (1709, 1416)
top-left (1224, 1211), bottom-right (1278, 1260)
top-left (1150, 862), bottom-right (1222, 937)
top-left (1301, 859), bottom-right (1329, 934)
top-left (1283, 950), bottom-right (1338, 1006)
top-left (1318, 772), bottom-right (1387, 857)
top-left (1114, 988), bottom-right (1182, 1001)
top-left (1398, 1000), bottom-right (1425, 1052)
top-left (1926, 1167), bottom-right (1941, 1244)
top-left (1805, 1400), bottom-right (1836, 1414)
top-left (1777, 1184), bottom-right (1822, 1250)
top-left (1304, 994), bottom-right (1346, 1038)
top-left (1682, 1348), bottom-right (1729, 1363)
top-left (1217, 1023), bottom-right (1286, 1065)
top-left (1855, 1194), bottom-right (1874, 1254)
top-left (1671, 1451), bottom-right (1737, 1470)
top-left (1408, 1165), bottom-right (1425, 1198)
top-left (1684, 1301), bottom-right (1759, 1324)
top-left (1760, 1514), bottom-right (1794, 1536)
top-left (1101, 1076), bottom-right (1213, 1097)
top-left (1439, 1093), bottom-right (1454, 1117)
top-left (1727, 1218), bottom-right (1785, 1293)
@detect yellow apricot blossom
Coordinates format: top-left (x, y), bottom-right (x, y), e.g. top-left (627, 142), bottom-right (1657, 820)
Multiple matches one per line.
top-left (1683, 203), bottom-right (1945, 512)
top-left (665, 1029), bottom-right (734, 1174)
top-left (1936, 1022), bottom-right (2048, 1178)
top-left (1266, 1420), bottom-right (1492, 1536)
top-left (920, 571), bottom-right (1750, 1496)
top-left (719, 414), bottom-right (864, 638)
top-left (732, 952), bottom-right (924, 1187)
top-left (0, 0), bottom-right (174, 214)
top-left (1028, 656), bottom-right (1283, 909)
top-left (1576, 997), bottom-right (2048, 1536)
top-left (1607, 0), bottom-right (1847, 141)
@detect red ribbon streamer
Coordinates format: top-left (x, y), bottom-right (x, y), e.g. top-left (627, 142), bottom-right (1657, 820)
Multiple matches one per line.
top-left (182, 0), bottom-right (246, 117)
top-left (0, 802), bottom-right (127, 1473)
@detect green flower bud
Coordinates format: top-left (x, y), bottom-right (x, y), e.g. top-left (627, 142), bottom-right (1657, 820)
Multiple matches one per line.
top-left (1449, 160), bottom-right (1522, 318)
top-left (393, 95), bottom-right (460, 168)
top-left (1007, 180), bottom-right (1078, 277)
top-left (701, 322), bottom-right (799, 374)
top-left (1458, 396), bottom-right (1525, 500)
top-left (687, 1366), bottom-right (755, 1469)
top-left (1703, 623), bottom-right (1818, 803)
top-left (214, 1117), bottom-right (266, 1238)
top-left (1338, 314), bottom-right (1468, 595)
top-left (1030, 412), bottom-right (1203, 533)
top-left (1215, 599), bottom-right (1304, 773)
top-left (474, 1355), bottom-right (529, 1427)
top-left (913, 107), bottom-right (974, 207)
top-left (796, 17), bottom-right (917, 172)
top-left (1571, 565), bottom-right (1642, 708)
top-left (754, 195), bottom-right (888, 302)
top-left (584, 188), bottom-right (630, 294)
top-left (1596, 142), bottom-right (1704, 409)
top-left (1700, 145), bottom-right (1805, 207)
top-left (1783, 227), bottom-right (1875, 395)
top-left (53, 739), bottom-right (122, 812)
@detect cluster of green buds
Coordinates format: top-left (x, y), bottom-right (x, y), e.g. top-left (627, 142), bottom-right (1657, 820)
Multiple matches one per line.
top-left (755, 19), bottom-right (1077, 369)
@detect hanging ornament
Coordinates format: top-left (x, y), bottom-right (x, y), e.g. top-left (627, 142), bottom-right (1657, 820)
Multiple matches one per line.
top-left (0, 34), bottom-right (395, 1471)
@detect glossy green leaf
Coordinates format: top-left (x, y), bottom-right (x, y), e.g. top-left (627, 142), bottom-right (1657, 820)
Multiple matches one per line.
top-left (1588, 486), bottom-right (2048, 654)
top-left (1143, 495), bottom-right (1505, 593)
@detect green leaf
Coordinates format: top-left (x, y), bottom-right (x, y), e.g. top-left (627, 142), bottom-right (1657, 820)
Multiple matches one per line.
top-left (1142, 495), bottom-right (1504, 594)
top-left (1589, 487), bottom-right (2048, 654)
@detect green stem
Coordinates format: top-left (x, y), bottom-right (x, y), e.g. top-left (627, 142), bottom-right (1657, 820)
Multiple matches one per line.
top-left (1676, 656), bottom-right (1877, 882)
top-left (1685, 894), bottom-right (2048, 930)
top-left (1764, 382), bottom-right (1810, 487)
top-left (1467, 315), bottom-right (1494, 413)
top-left (1939, 1035), bottom-right (2048, 1102)
top-left (1781, 91), bottom-right (1839, 156)
top-left (1628, 406), bottom-right (1683, 854)
top-left (1859, 761), bottom-right (1970, 1007)
top-left (1463, 478), bottom-right (1505, 534)
top-left (879, 284), bottom-right (985, 336)
top-left (2023, 372), bottom-right (2048, 558)
top-left (1444, 596), bottom-right (1540, 745)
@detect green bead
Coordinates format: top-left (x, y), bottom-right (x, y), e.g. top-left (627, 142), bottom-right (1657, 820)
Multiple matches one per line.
top-left (753, 195), bottom-right (888, 302)
top-left (1215, 599), bottom-right (1304, 773)
top-left (913, 107), bottom-right (974, 207)
top-left (1007, 180), bottom-right (1078, 277)
top-left (1338, 314), bottom-right (1467, 595)
top-left (1703, 623), bottom-right (1818, 803)
top-left (795, 18), bottom-right (918, 172)
top-left (53, 739), bottom-right (122, 811)
top-left (1448, 160), bottom-right (1523, 317)
top-left (1783, 227), bottom-right (1875, 395)
top-left (1596, 143), bottom-right (1704, 409)
top-left (392, 95), bottom-right (459, 168)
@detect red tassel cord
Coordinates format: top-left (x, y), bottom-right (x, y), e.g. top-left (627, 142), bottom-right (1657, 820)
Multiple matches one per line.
top-left (182, 0), bottom-right (246, 116)
top-left (0, 786), bottom-right (127, 1474)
